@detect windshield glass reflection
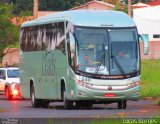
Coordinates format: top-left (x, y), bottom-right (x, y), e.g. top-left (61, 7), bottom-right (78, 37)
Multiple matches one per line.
top-left (75, 28), bottom-right (139, 76)
top-left (76, 28), bottom-right (109, 75)
top-left (109, 29), bottom-right (139, 75)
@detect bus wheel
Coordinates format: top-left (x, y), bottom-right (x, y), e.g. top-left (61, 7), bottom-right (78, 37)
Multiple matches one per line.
top-left (63, 90), bottom-right (73, 110)
top-left (118, 100), bottom-right (127, 109)
top-left (5, 87), bottom-right (12, 100)
top-left (30, 85), bottom-right (41, 108)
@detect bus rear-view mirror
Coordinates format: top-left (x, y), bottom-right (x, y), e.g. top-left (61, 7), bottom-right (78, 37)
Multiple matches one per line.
top-left (139, 35), bottom-right (149, 55)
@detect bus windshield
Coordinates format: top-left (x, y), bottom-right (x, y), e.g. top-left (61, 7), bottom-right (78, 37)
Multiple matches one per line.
top-left (75, 28), bottom-right (139, 76)
top-left (75, 28), bottom-right (109, 75)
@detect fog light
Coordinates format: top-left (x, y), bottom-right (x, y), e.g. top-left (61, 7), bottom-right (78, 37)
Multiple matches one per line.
top-left (71, 90), bottom-right (74, 96)
top-left (78, 90), bottom-right (85, 96)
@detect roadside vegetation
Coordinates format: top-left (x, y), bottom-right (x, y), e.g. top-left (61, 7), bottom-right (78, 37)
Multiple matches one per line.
top-left (141, 60), bottom-right (160, 98)
top-left (0, 4), bottom-right (19, 63)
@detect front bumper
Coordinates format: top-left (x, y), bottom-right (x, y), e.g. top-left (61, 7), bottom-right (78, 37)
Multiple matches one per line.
top-left (70, 84), bottom-right (140, 101)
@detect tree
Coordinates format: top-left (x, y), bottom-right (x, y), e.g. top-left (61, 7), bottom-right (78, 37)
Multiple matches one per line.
top-left (39, 0), bottom-right (74, 11)
top-left (13, 0), bottom-right (33, 15)
top-left (0, 0), bottom-right (15, 4)
top-left (104, 0), bottom-right (117, 5)
top-left (38, 0), bottom-right (93, 11)
top-left (11, 0), bottom-right (94, 13)
top-left (114, 0), bottom-right (153, 14)
top-left (0, 4), bottom-right (19, 63)
top-left (119, 0), bottom-right (153, 5)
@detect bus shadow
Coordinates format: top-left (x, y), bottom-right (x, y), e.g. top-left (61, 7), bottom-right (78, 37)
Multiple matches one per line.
top-left (48, 105), bottom-right (118, 110)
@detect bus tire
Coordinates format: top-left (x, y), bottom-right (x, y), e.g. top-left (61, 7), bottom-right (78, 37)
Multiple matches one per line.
top-left (5, 87), bottom-right (12, 100)
top-left (118, 100), bottom-right (127, 109)
top-left (63, 90), bottom-right (73, 110)
top-left (30, 84), bottom-right (41, 108)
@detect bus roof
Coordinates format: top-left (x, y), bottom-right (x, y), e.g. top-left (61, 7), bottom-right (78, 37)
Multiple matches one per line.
top-left (21, 10), bottom-right (136, 28)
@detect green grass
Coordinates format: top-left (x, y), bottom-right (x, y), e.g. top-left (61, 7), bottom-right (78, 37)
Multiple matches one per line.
top-left (91, 118), bottom-right (160, 124)
top-left (141, 60), bottom-right (160, 98)
top-left (46, 118), bottom-right (160, 124)
top-left (91, 119), bottom-right (123, 124)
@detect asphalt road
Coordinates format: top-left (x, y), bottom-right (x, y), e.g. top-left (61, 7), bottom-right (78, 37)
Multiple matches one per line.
top-left (0, 94), bottom-right (160, 119)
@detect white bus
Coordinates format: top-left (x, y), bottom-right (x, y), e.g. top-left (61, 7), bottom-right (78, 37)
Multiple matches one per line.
top-left (20, 10), bottom-right (148, 109)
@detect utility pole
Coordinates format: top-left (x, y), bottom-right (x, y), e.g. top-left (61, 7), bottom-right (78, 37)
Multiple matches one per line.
top-left (128, 0), bottom-right (132, 17)
top-left (33, 0), bottom-right (38, 19)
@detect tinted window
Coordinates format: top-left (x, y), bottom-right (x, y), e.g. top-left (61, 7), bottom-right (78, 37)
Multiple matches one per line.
top-left (0, 70), bottom-right (6, 79)
top-left (20, 22), bottom-right (60, 52)
top-left (56, 22), bottom-right (65, 54)
top-left (44, 23), bottom-right (57, 50)
top-left (7, 69), bottom-right (19, 78)
top-left (20, 28), bottom-right (26, 51)
top-left (153, 34), bottom-right (160, 38)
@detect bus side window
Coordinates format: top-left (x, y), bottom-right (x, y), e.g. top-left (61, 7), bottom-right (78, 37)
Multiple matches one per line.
top-left (27, 27), bottom-right (33, 51)
top-left (46, 24), bottom-right (54, 50)
top-left (69, 33), bottom-right (76, 69)
top-left (20, 28), bottom-right (26, 52)
top-left (56, 22), bottom-right (65, 54)
top-left (36, 26), bottom-right (43, 50)
top-left (0, 70), bottom-right (6, 80)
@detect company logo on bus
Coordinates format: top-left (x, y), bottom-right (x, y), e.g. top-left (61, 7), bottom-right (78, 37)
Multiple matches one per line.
top-left (108, 86), bottom-right (112, 91)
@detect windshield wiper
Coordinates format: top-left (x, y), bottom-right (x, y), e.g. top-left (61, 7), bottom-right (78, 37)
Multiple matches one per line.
top-left (111, 55), bottom-right (126, 78)
top-left (95, 53), bottom-right (105, 74)
top-left (110, 44), bottom-right (126, 77)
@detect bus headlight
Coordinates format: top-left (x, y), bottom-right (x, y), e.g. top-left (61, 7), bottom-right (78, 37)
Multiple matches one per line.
top-left (128, 81), bottom-right (140, 88)
top-left (75, 79), bottom-right (93, 89)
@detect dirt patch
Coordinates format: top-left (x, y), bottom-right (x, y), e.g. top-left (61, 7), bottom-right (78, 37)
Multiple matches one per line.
top-left (153, 99), bottom-right (160, 106)
top-left (143, 97), bottom-right (160, 106)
